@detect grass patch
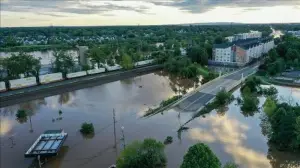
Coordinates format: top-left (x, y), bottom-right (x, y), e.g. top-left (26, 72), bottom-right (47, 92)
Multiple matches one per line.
top-left (143, 95), bottom-right (182, 117)
top-left (197, 65), bottom-right (209, 77)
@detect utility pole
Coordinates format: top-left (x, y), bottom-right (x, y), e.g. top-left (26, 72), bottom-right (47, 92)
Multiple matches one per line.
top-left (29, 116), bottom-right (33, 133)
top-left (113, 109), bottom-right (117, 148)
top-left (121, 126), bottom-right (125, 150)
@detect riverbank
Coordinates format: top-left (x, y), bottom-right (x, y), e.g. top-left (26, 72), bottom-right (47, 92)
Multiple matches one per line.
top-left (0, 64), bottom-right (163, 107)
top-left (255, 75), bottom-right (300, 87)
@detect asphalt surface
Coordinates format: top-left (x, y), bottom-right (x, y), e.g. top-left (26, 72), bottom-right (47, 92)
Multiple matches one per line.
top-left (172, 65), bottom-right (258, 113)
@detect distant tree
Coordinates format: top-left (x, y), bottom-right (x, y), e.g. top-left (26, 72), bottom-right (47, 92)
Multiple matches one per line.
top-left (117, 138), bottom-right (166, 168)
top-left (174, 47), bottom-right (181, 56)
top-left (214, 36), bottom-right (224, 44)
top-left (181, 143), bottom-right (221, 168)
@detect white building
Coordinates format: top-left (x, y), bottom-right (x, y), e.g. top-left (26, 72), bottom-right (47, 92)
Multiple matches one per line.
top-left (180, 47), bottom-right (187, 56)
top-left (225, 36), bottom-right (234, 42)
top-left (213, 45), bottom-right (232, 63)
top-left (213, 38), bottom-right (274, 66)
top-left (226, 30), bottom-right (262, 42)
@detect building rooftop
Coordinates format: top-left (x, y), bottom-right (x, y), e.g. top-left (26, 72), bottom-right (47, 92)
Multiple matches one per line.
top-left (214, 37), bottom-right (273, 49)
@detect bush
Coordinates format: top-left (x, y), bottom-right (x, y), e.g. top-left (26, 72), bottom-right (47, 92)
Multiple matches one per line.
top-left (181, 143), bottom-right (221, 168)
top-left (240, 95), bottom-right (259, 115)
top-left (16, 109), bottom-right (27, 119)
top-left (164, 136), bottom-right (173, 145)
top-left (214, 89), bottom-right (233, 106)
top-left (80, 122), bottom-right (94, 134)
top-left (117, 138), bottom-right (166, 168)
top-left (262, 86), bottom-right (278, 96)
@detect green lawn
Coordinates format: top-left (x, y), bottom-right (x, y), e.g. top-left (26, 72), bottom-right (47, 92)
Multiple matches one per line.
top-left (197, 65), bottom-right (209, 77)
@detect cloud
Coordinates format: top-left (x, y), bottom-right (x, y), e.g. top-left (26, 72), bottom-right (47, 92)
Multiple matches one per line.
top-left (188, 115), bottom-right (270, 168)
top-left (151, 0), bottom-right (300, 13)
top-left (0, 0), bottom-right (151, 16)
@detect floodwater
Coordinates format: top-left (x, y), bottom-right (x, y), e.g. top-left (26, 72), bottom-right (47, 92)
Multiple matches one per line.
top-left (0, 50), bottom-right (78, 65)
top-left (1, 72), bottom-right (300, 168)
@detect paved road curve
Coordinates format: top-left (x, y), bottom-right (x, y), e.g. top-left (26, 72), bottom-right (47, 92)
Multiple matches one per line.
top-left (171, 65), bottom-right (258, 113)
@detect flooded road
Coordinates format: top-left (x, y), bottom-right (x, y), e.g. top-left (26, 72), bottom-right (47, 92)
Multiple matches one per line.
top-left (1, 71), bottom-right (300, 168)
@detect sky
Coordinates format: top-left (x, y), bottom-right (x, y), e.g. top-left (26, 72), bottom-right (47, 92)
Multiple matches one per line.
top-left (1, 0), bottom-right (300, 27)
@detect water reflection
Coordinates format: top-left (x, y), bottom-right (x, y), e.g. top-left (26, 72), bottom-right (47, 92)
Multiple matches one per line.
top-left (188, 114), bottom-right (270, 168)
top-left (58, 92), bottom-right (76, 105)
top-left (154, 70), bottom-right (200, 94)
top-left (1, 73), bottom-right (300, 168)
top-left (0, 118), bottom-right (14, 136)
top-left (268, 147), bottom-right (300, 168)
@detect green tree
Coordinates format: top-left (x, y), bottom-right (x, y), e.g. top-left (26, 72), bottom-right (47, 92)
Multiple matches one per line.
top-left (240, 95), bottom-right (259, 116)
top-left (87, 47), bottom-right (107, 67)
top-left (174, 47), bottom-right (181, 56)
top-left (263, 97), bottom-right (277, 117)
top-left (285, 48), bottom-right (300, 61)
top-left (181, 143), bottom-right (221, 168)
top-left (214, 36), bottom-right (224, 44)
top-left (1, 52), bottom-right (41, 79)
top-left (52, 50), bottom-right (75, 76)
top-left (270, 107), bottom-right (297, 150)
top-left (120, 54), bottom-right (133, 70)
top-left (214, 89), bottom-right (233, 106)
top-left (187, 47), bottom-right (208, 65)
top-left (117, 138), bottom-right (166, 168)
top-left (295, 116), bottom-right (300, 147)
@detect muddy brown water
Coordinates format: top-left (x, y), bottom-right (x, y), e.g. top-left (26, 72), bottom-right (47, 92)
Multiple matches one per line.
top-left (1, 71), bottom-right (300, 168)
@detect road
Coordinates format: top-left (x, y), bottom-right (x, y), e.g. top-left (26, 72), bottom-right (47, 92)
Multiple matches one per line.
top-left (171, 65), bottom-right (258, 113)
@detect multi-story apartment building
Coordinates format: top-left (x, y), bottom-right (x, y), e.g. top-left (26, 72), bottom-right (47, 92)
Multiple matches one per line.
top-left (225, 31), bottom-right (262, 42)
top-left (212, 38), bottom-right (274, 66)
top-left (287, 31), bottom-right (300, 38)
